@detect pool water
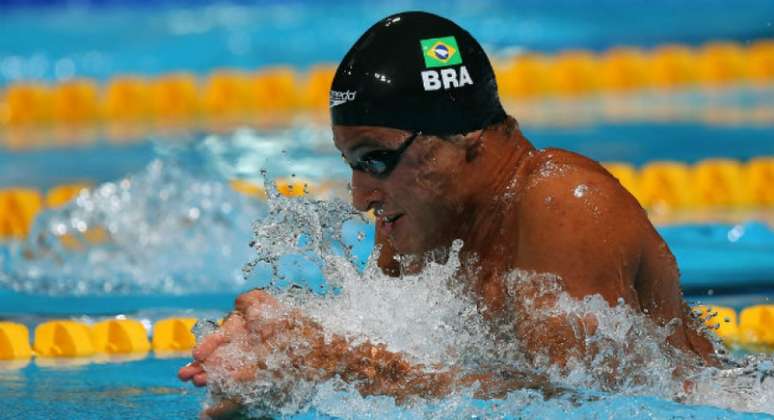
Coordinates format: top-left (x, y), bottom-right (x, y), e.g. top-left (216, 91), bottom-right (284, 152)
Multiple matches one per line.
top-left (1, 117), bottom-right (773, 418)
top-left (2, 0), bottom-right (773, 84)
top-left (0, 357), bottom-right (205, 419)
top-left (1, 0), bottom-right (774, 418)
top-left (1, 133), bottom-right (773, 299)
top-left (1, 357), bottom-right (769, 419)
top-left (3, 117), bottom-right (774, 190)
top-left (0, 153), bottom-right (772, 418)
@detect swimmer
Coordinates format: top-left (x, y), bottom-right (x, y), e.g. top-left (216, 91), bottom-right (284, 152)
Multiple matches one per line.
top-left (179, 11), bottom-right (718, 417)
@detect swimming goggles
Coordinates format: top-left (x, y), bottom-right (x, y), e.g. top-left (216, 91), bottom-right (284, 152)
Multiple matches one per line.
top-left (344, 131), bottom-right (421, 178)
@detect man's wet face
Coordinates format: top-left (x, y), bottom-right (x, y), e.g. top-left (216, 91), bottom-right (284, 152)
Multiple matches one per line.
top-left (333, 125), bottom-right (470, 257)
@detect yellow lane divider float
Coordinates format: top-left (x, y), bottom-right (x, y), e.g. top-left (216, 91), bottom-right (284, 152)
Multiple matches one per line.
top-left (0, 178), bottom-right (313, 242)
top-left (34, 320), bottom-right (95, 357)
top-left (91, 319), bottom-right (150, 354)
top-left (0, 307), bottom-right (772, 362)
top-left (604, 157), bottom-right (774, 210)
top-left (695, 305), bottom-right (774, 351)
top-left (0, 318), bottom-right (198, 361)
top-left (152, 318), bottom-right (198, 353)
top-left (0, 322), bottom-right (33, 360)
top-left (1, 157), bottom-right (771, 242)
top-left (0, 188), bottom-right (43, 240)
top-left (0, 40), bottom-right (772, 128)
top-left (45, 182), bottom-right (91, 209)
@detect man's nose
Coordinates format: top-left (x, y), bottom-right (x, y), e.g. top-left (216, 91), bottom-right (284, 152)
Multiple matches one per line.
top-left (351, 170), bottom-right (384, 212)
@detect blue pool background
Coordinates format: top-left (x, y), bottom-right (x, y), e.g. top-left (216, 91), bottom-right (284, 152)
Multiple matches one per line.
top-left (1, 0), bottom-right (774, 418)
top-left (1, 0), bottom-right (774, 84)
top-left (3, 121), bottom-right (774, 190)
top-left (2, 356), bottom-right (770, 419)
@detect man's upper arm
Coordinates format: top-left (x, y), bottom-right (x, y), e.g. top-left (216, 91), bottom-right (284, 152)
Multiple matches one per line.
top-left (514, 160), bottom-right (646, 306)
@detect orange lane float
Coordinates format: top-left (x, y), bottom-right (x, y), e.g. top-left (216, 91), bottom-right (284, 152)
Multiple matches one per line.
top-left (34, 320), bottom-right (95, 357)
top-left (0, 189), bottom-right (43, 240)
top-left (745, 157), bottom-right (774, 206)
top-left (51, 79), bottom-right (100, 125)
top-left (738, 305), bottom-right (774, 349)
top-left (251, 66), bottom-right (300, 111)
top-left (149, 73), bottom-right (199, 123)
top-left (0, 40), bottom-right (771, 135)
top-left (152, 318), bottom-right (197, 352)
top-left (0, 322), bottom-right (33, 360)
top-left (103, 76), bottom-right (152, 122)
top-left (747, 39), bottom-right (774, 83)
top-left (646, 44), bottom-right (699, 88)
top-left (303, 64), bottom-right (337, 109)
top-left (45, 182), bottom-right (91, 209)
top-left (693, 305), bottom-right (739, 344)
top-left (201, 70), bottom-right (254, 120)
top-left (696, 42), bottom-right (748, 86)
top-left (598, 47), bottom-right (650, 91)
top-left (602, 162), bottom-right (639, 197)
top-left (546, 50), bottom-right (599, 96)
top-left (690, 159), bottom-right (746, 207)
top-left (496, 53), bottom-right (550, 98)
top-left (2, 83), bottom-right (52, 126)
top-left (636, 161), bottom-right (692, 210)
top-left (91, 319), bottom-right (151, 354)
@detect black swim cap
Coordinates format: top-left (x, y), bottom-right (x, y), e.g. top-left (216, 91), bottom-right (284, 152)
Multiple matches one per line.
top-left (330, 11), bottom-right (507, 136)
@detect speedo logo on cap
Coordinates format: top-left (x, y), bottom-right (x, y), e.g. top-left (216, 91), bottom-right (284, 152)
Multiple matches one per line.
top-left (329, 90), bottom-right (356, 108)
top-left (419, 36), bottom-right (473, 91)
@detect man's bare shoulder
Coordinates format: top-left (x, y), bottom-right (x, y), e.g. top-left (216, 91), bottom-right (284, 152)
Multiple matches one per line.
top-left (512, 147), bottom-right (649, 263)
top-left (510, 148), bottom-right (649, 301)
top-left (517, 148), bottom-right (641, 217)
top-left (526, 148), bottom-right (606, 172)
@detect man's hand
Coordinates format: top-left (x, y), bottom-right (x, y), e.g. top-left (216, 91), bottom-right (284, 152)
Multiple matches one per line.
top-left (178, 289), bottom-right (562, 415)
top-left (178, 289), bottom-right (322, 419)
top-left (177, 293), bottom-right (254, 388)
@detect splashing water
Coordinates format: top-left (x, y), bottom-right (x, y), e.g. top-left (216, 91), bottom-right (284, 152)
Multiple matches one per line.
top-left (241, 171), bottom-right (365, 294)
top-left (1, 152), bottom-right (771, 417)
top-left (0, 159), bottom-right (264, 294)
top-left (198, 182), bottom-right (774, 418)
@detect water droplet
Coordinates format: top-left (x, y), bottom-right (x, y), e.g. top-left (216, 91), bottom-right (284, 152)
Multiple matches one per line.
top-left (573, 184), bottom-right (588, 198)
top-left (727, 225), bottom-right (744, 242)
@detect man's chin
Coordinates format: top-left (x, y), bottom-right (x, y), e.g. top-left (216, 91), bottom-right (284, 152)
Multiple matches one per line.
top-left (384, 235), bottom-right (418, 257)
top-left (386, 236), bottom-right (434, 261)
top-left (386, 242), bottom-right (456, 275)
top-left (377, 220), bottom-right (434, 257)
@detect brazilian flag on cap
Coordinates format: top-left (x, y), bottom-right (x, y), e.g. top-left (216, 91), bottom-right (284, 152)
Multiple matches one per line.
top-left (420, 36), bottom-right (463, 68)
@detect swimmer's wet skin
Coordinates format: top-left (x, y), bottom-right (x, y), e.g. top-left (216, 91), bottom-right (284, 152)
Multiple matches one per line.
top-left (179, 11), bottom-right (719, 417)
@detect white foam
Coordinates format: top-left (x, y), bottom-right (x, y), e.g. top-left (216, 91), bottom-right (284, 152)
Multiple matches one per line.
top-left (201, 187), bottom-right (774, 417)
top-left (0, 159), bottom-right (262, 295)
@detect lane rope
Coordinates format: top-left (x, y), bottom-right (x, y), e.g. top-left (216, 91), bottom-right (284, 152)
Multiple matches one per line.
top-left (0, 157), bottom-right (772, 241)
top-left (0, 40), bottom-right (772, 128)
